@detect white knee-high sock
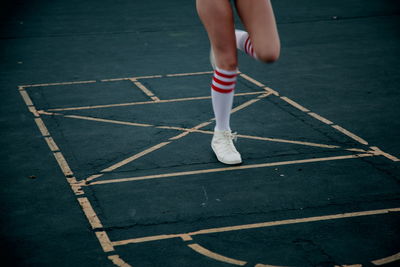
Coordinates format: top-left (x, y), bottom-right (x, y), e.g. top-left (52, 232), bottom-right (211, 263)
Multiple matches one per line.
top-left (235, 29), bottom-right (258, 59)
top-left (211, 67), bottom-right (238, 131)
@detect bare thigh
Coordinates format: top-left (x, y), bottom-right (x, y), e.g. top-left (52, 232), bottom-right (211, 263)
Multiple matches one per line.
top-left (235, 0), bottom-right (280, 62)
top-left (196, 0), bottom-right (237, 70)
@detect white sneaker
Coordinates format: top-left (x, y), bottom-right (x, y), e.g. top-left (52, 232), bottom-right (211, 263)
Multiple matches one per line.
top-left (211, 130), bottom-right (242, 165)
top-left (209, 46), bottom-right (216, 70)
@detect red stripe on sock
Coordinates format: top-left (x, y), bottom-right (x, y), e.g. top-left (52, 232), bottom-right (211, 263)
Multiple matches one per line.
top-left (212, 84), bottom-right (234, 94)
top-left (213, 77), bottom-right (236, 86)
top-left (215, 69), bottom-right (237, 79)
top-left (244, 36), bottom-right (250, 54)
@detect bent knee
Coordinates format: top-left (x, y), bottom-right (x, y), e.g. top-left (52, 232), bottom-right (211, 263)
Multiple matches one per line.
top-left (256, 46), bottom-right (280, 63)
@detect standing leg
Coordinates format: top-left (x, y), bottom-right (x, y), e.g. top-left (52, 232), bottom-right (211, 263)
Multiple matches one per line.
top-left (235, 0), bottom-right (280, 63)
top-left (196, 0), bottom-right (242, 165)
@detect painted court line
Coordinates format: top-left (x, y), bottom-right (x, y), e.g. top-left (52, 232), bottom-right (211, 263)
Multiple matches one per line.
top-left (369, 146), bottom-right (400, 162)
top-left (130, 79), bottom-right (160, 102)
top-left (78, 197), bottom-right (115, 252)
top-left (112, 207), bottom-right (400, 246)
top-left (95, 231), bottom-right (115, 253)
top-left (77, 197), bottom-right (103, 229)
top-left (166, 71), bottom-right (213, 77)
top-left (85, 141), bottom-right (172, 183)
top-left (280, 96), bottom-right (310, 113)
top-left (101, 75), bottom-right (163, 82)
top-left (188, 243), bottom-right (247, 266)
top-left (239, 73), bottom-right (265, 87)
top-left (50, 111), bottom-right (351, 150)
top-left (45, 91), bottom-right (265, 112)
top-left (21, 80), bottom-right (96, 88)
top-left (64, 114), bottom-right (153, 128)
top-left (83, 92), bottom-right (272, 182)
top-left (332, 125), bottom-right (369, 145)
top-left (86, 153), bottom-right (374, 186)
top-left (371, 252), bottom-right (400, 265)
top-left (308, 112), bottom-right (334, 125)
top-left (108, 255), bottom-right (132, 267)
top-left (19, 90), bottom-right (34, 106)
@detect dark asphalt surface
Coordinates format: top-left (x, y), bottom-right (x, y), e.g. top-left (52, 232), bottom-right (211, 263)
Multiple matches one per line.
top-left (1, 0), bottom-right (400, 266)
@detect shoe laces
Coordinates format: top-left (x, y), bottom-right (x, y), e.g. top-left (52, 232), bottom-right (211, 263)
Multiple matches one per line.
top-left (226, 131), bottom-right (238, 142)
top-left (219, 131), bottom-right (238, 153)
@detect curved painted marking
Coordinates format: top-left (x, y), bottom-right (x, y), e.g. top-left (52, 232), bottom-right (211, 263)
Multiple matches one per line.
top-left (255, 264), bottom-right (288, 267)
top-left (371, 252), bottom-right (400, 265)
top-left (108, 255), bottom-right (132, 267)
top-left (188, 243), bottom-right (247, 266)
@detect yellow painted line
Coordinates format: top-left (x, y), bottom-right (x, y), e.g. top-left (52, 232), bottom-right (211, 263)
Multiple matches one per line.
top-left (28, 105), bottom-right (40, 117)
top-left (88, 153), bottom-right (374, 186)
top-left (308, 112), bottom-right (333, 125)
top-left (345, 148), bottom-right (368, 153)
top-left (103, 141), bottom-right (171, 172)
top-left (112, 207), bottom-right (400, 246)
top-left (45, 91), bottom-right (264, 112)
top-left (168, 121), bottom-right (212, 141)
top-left (44, 109), bottom-right (360, 152)
top-left (85, 174), bottom-right (103, 183)
top-left (54, 151), bottom-right (73, 177)
top-left (20, 80), bottom-right (96, 88)
top-left (95, 231), bottom-right (115, 252)
top-left (280, 96), bottom-right (310, 112)
top-left (66, 176), bottom-right (84, 195)
top-left (239, 73), bottom-right (265, 87)
top-left (188, 243), bottom-right (247, 266)
top-left (181, 234), bottom-right (193, 241)
top-left (369, 146), bottom-right (400, 162)
top-left (77, 197), bottom-right (103, 229)
top-left (108, 255), bottom-right (132, 267)
top-left (231, 97), bottom-right (261, 114)
top-left (64, 114), bottom-right (153, 128)
top-left (332, 125), bottom-right (369, 145)
top-left (130, 79), bottom-right (160, 102)
top-left (371, 252), bottom-right (400, 265)
top-left (101, 75), bottom-right (163, 82)
top-left (256, 264), bottom-right (288, 267)
top-left (230, 92), bottom-right (271, 114)
top-left (155, 126), bottom-right (345, 150)
top-left (34, 118), bottom-right (50, 136)
top-left (19, 90), bottom-right (34, 106)
top-left (166, 71), bottom-right (213, 77)
top-left (44, 137), bottom-right (60, 152)
top-left (263, 86), bottom-right (279, 96)
top-left (236, 134), bottom-right (340, 149)
top-left (85, 142), bottom-right (171, 183)
top-left (113, 234), bottom-right (181, 245)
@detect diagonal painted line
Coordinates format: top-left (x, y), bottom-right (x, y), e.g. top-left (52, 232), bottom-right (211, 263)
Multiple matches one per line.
top-left (45, 91), bottom-right (264, 112)
top-left (130, 78), bottom-right (160, 102)
top-left (20, 80), bottom-right (97, 88)
top-left (39, 111), bottom-right (366, 152)
top-left (188, 243), bottom-right (247, 266)
top-left (371, 252), bottom-right (400, 265)
top-left (84, 142), bottom-right (172, 183)
top-left (81, 93), bottom-right (273, 183)
top-left (112, 207), bottom-right (400, 246)
top-left (85, 153), bottom-right (374, 186)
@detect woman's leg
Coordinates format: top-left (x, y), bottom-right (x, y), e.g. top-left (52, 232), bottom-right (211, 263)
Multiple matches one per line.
top-left (196, 0), bottom-right (237, 70)
top-left (196, 0), bottom-right (242, 165)
top-left (235, 0), bottom-right (280, 63)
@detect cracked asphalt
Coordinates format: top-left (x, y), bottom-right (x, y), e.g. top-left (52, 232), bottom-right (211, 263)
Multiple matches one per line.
top-left (1, 0), bottom-right (400, 266)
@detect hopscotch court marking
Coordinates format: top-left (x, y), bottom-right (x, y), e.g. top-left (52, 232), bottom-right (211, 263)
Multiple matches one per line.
top-left (18, 70), bottom-right (400, 267)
